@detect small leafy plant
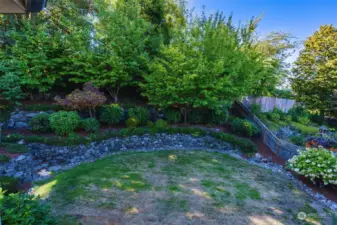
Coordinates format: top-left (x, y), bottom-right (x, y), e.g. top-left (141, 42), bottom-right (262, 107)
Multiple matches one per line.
top-left (287, 148), bottom-right (337, 185)
top-left (100, 104), bottom-right (124, 125)
top-left (0, 73), bottom-right (25, 106)
top-left (128, 107), bottom-right (149, 125)
top-left (164, 108), bottom-right (182, 124)
top-left (289, 135), bottom-right (305, 146)
top-left (250, 104), bottom-right (262, 116)
top-left (267, 112), bottom-right (280, 122)
top-left (155, 119), bottom-right (168, 129)
top-left (49, 111), bottom-right (81, 136)
top-left (231, 118), bottom-right (259, 137)
top-left (29, 113), bottom-right (51, 133)
top-left (211, 108), bottom-right (229, 125)
top-left (126, 117), bottom-right (140, 128)
top-left (0, 176), bottom-right (19, 193)
top-left (298, 116), bottom-right (310, 125)
top-left (0, 190), bottom-right (56, 225)
top-left (82, 118), bottom-right (100, 133)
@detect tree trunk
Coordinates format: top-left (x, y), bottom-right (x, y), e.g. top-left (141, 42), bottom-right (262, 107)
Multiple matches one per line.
top-left (180, 108), bottom-right (188, 124)
top-left (106, 86), bottom-right (120, 103)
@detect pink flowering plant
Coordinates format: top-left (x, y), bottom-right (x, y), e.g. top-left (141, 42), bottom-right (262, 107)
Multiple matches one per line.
top-left (287, 148), bottom-right (337, 185)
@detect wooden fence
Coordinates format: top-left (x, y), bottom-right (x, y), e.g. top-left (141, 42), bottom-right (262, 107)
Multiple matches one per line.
top-left (236, 101), bottom-right (304, 160)
top-left (242, 96), bottom-right (296, 113)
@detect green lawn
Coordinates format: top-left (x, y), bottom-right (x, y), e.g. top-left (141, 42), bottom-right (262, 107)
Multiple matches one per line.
top-left (34, 150), bottom-right (335, 225)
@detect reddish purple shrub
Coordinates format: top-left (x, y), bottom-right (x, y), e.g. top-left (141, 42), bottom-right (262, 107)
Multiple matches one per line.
top-left (55, 83), bottom-right (107, 117)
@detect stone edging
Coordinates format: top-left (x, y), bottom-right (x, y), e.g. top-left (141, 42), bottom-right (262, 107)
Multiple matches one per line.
top-left (0, 133), bottom-right (232, 181)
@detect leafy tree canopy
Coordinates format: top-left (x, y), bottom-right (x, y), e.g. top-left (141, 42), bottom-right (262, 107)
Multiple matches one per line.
top-left (141, 12), bottom-right (271, 122)
top-left (291, 25), bottom-right (337, 115)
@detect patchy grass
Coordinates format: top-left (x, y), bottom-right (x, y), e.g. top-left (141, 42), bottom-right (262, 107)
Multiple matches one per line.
top-left (34, 150), bottom-right (335, 225)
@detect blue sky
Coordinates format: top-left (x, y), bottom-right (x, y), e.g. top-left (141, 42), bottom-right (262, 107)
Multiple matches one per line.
top-left (187, 0), bottom-right (337, 62)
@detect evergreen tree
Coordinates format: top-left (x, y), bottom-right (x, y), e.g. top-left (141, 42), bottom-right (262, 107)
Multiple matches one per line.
top-left (291, 25), bottom-right (337, 115)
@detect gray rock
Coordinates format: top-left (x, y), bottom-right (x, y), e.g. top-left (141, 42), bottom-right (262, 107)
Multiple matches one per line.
top-left (15, 155), bottom-right (26, 161)
top-left (7, 119), bottom-right (15, 128)
top-left (26, 112), bottom-right (41, 118)
top-left (14, 171), bottom-right (24, 178)
top-left (49, 165), bottom-right (62, 171)
top-left (15, 122), bottom-right (29, 129)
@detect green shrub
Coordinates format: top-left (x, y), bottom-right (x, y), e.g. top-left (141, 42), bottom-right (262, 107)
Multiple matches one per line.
top-left (210, 132), bottom-right (257, 154)
top-left (288, 106), bottom-right (308, 122)
top-left (211, 108), bottom-right (229, 125)
top-left (0, 191), bottom-right (56, 225)
top-left (250, 104), bottom-right (262, 116)
top-left (0, 154), bottom-right (10, 163)
top-left (126, 117), bottom-right (140, 128)
top-left (49, 111), bottom-right (81, 136)
top-left (287, 148), bottom-right (337, 185)
top-left (2, 133), bottom-right (24, 142)
top-left (297, 116), bottom-right (310, 125)
top-left (164, 108), bottom-right (181, 124)
top-left (284, 115), bottom-right (292, 123)
top-left (258, 114), bottom-right (267, 122)
top-left (268, 112), bottom-right (280, 122)
top-left (0, 73), bottom-right (25, 106)
top-left (146, 121), bottom-right (154, 128)
top-left (231, 118), bottom-right (259, 137)
top-left (155, 119), bottom-right (168, 129)
top-left (82, 118), bottom-right (100, 133)
top-left (128, 107), bottom-right (149, 125)
top-left (289, 135), bottom-right (305, 146)
top-left (29, 113), bottom-right (51, 132)
top-left (100, 104), bottom-right (124, 125)
top-left (272, 107), bottom-right (284, 116)
top-left (0, 176), bottom-right (19, 194)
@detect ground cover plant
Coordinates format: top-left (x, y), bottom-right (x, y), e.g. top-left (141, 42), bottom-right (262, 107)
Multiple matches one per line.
top-left (288, 148), bottom-right (337, 186)
top-left (33, 150), bottom-right (336, 225)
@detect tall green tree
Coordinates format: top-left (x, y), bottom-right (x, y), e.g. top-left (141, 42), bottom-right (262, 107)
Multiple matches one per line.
top-left (0, 0), bottom-right (90, 94)
top-left (66, 0), bottom-right (151, 102)
top-left (141, 12), bottom-right (269, 122)
top-left (253, 32), bottom-right (297, 95)
top-left (291, 25), bottom-right (337, 115)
